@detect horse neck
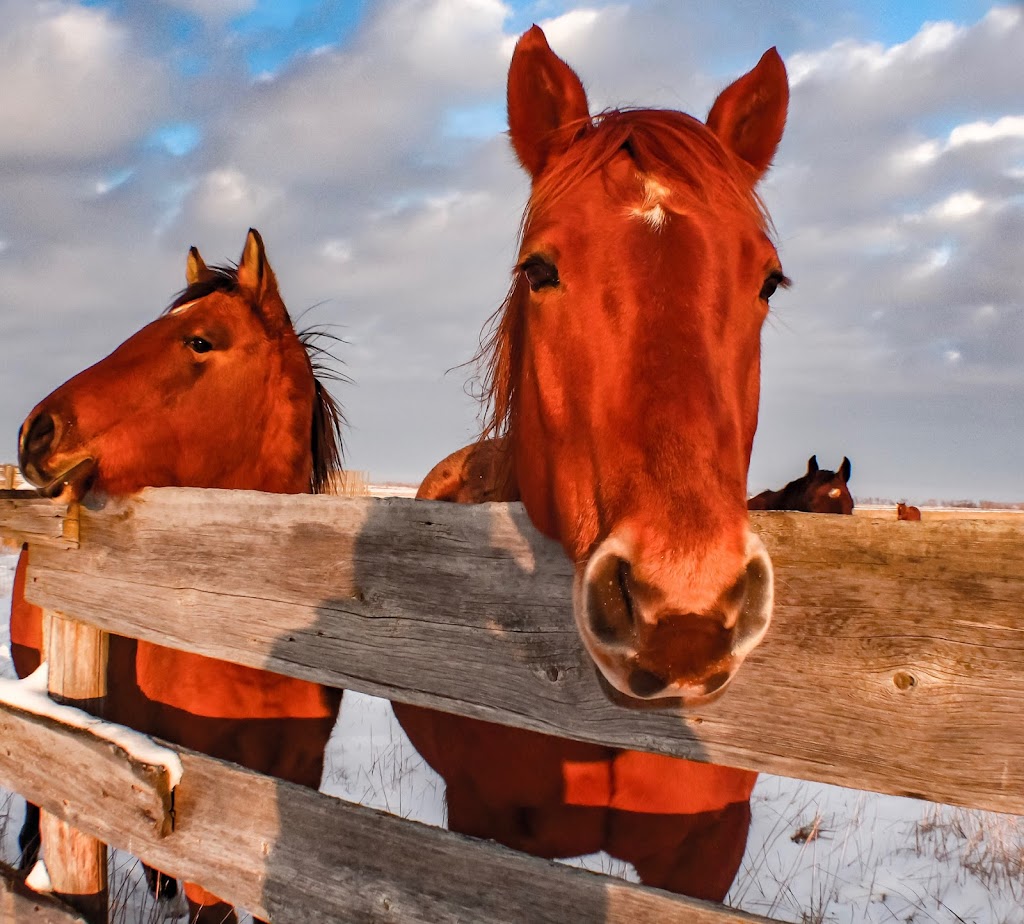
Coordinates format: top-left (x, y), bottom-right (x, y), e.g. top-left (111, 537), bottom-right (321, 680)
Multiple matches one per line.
top-left (244, 349), bottom-right (316, 495)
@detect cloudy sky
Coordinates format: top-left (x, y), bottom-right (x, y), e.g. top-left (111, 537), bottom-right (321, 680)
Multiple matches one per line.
top-left (0, 0), bottom-right (1021, 501)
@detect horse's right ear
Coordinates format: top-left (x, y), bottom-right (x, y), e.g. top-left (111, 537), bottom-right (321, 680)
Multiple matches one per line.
top-left (186, 247), bottom-right (213, 286)
top-left (807, 455), bottom-right (818, 475)
top-left (507, 25), bottom-right (592, 179)
top-left (839, 457), bottom-right (852, 483)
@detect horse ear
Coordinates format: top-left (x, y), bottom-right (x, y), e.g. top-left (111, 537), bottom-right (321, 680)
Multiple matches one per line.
top-left (807, 455), bottom-right (818, 475)
top-left (706, 47), bottom-right (788, 180)
top-left (238, 228), bottom-right (271, 293)
top-left (186, 247), bottom-right (213, 286)
top-left (237, 228), bottom-right (289, 329)
top-left (237, 227), bottom-right (283, 301)
top-left (839, 457), bottom-right (852, 483)
top-left (507, 25), bottom-right (592, 178)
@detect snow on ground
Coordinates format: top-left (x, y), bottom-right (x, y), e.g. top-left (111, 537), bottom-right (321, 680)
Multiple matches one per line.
top-left (0, 549), bottom-right (1020, 923)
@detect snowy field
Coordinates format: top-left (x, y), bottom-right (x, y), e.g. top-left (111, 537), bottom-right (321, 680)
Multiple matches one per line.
top-left (1, 549), bottom-right (1021, 924)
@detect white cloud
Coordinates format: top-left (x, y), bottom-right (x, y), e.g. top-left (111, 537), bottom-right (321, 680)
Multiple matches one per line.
top-left (927, 191), bottom-right (986, 221)
top-left (0, 3), bottom-right (169, 164)
top-left (948, 115), bottom-right (1024, 148)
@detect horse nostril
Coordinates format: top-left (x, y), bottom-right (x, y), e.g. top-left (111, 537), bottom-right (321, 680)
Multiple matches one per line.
top-left (23, 413), bottom-right (56, 458)
top-left (586, 554), bottom-right (637, 645)
top-left (628, 668), bottom-right (668, 698)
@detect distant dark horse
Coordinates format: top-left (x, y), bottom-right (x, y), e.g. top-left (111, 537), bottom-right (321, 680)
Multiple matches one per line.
top-left (897, 502), bottom-right (922, 521)
top-left (748, 455), bottom-right (853, 514)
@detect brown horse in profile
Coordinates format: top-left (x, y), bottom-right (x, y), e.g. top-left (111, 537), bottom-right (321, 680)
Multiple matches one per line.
top-left (747, 455), bottom-right (854, 514)
top-left (13, 229), bottom-right (344, 923)
top-left (897, 502), bottom-right (922, 521)
top-left (394, 25), bottom-right (788, 901)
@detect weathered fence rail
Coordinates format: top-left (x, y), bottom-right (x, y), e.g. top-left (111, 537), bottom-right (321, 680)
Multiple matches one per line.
top-left (1, 487), bottom-right (1022, 922)
top-left (0, 693), bottom-right (771, 923)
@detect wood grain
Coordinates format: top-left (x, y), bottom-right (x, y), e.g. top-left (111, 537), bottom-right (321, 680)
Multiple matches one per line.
top-left (0, 493), bottom-right (77, 549)
top-left (0, 699), bottom-right (175, 842)
top-left (40, 613), bottom-right (109, 923)
top-left (0, 715), bottom-right (776, 924)
top-left (16, 488), bottom-right (1024, 815)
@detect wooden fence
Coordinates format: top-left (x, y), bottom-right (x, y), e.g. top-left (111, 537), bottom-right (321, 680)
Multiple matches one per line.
top-left (0, 487), bottom-right (1021, 923)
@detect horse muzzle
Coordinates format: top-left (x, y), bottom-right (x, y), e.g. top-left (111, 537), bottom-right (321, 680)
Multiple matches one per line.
top-left (574, 531), bottom-right (774, 706)
top-left (18, 410), bottom-right (97, 502)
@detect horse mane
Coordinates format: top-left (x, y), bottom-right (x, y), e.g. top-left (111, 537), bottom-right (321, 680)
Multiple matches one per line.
top-left (300, 329), bottom-right (346, 494)
top-left (165, 264), bottom-right (345, 495)
top-left (475, 108), bottom-right (772, 446)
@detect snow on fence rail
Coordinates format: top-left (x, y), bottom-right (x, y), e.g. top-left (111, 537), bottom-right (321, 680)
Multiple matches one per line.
top-left (0, 487), bottom-right (1021, 923)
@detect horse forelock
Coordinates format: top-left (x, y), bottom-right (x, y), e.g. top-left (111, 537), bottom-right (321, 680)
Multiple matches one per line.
top-left (475, 108), bottom-right (772, 448)
top-left (165, 264), bottom-right (240, 315)
top-left (527, 109), bottom-right (770, 235)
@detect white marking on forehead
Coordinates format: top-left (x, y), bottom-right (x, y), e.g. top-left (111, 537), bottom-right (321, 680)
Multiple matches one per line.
top-left (629, 175), bottom-right (670, 229)
top-left (168, 299), bottom-right (199, 316)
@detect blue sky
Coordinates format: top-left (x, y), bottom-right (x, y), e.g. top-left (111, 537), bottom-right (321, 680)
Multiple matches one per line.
top-left (0, 0), bottom-right (1021, 500)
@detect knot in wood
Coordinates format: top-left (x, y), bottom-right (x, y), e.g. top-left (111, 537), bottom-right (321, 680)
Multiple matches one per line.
top-left (893, 671), bottom-right (917, 691)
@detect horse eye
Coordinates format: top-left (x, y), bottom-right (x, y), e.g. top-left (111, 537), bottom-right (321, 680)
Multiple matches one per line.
top-left (520, 256), bottom-right (560, 292)
top-left (760, 271), bottom-right (790, 302)
top-left (186, 336), bottom-right (214, 354)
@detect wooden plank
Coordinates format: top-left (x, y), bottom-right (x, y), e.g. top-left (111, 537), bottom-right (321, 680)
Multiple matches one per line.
top-left (0, 494), bottom-right (77, 549)
top-left (0, 694), bottom-right (175, 842)
top-left (3, 722), bottom-right (775, 924)
top-left (24, 487), bottom-right (1024, 815)
top-left (0, 861), bottom-right (90, 924)
top-left (39, 614), bottom-right (109, 923)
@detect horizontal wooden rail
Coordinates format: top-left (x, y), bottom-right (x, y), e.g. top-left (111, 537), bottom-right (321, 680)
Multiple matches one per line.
top-left (0, 492), bottom-right (77, 549)
top-left (0, 692), bottom-right (175, 843)
top-left (0, 699), bottom-right (772, 924)
top-left (5, 488), bottom-right (1024, 814)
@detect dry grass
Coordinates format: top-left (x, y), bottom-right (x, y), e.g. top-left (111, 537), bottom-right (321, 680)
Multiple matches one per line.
top-left (324, 468), bottom-right (371, 497)
top-left (915, 804), bottom-right (1024, 909)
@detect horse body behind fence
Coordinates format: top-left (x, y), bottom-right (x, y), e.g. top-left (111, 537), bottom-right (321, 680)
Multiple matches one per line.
top-left (897, 502), bottom-right (922, 520)
top-left (13, 229), bottom-right (344, 923)
top-left (747, 455), bottom-right (854, 514)
top-left (394, 25), bottom-right (789, 902)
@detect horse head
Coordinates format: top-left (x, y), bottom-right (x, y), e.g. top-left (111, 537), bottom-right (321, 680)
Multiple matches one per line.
top-left (486, 27), bottom-right (789, 704)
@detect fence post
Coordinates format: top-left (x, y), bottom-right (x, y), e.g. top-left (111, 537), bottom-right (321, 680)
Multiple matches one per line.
top-left (40, 611), bottom-right (109, 923)
top-left (2, 464), bottom-right (14, 490)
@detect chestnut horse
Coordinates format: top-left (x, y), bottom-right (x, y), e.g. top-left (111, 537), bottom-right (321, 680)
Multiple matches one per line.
top-left (13, 229), bottom-right (343, 923)
top-left (747, 455), bottom-right (854, 514)
top-left (897, 502), bottom-right (922, 521)
top-left (393, 26), bottom-right (787, 901)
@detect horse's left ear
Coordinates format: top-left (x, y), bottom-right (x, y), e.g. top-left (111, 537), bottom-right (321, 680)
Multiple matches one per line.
top-left (507, 25), bottom-right (592, 179)
top-left (806, 455), bottom-right (818, 475)
top-left (237, 228), bottom-right (274, 295)
top-left (839, 457), bottom-right (852, 483)
top-left (237, 228), bottom-right (289, 328)
top-left (706, 48), bottom-right (788, 180)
